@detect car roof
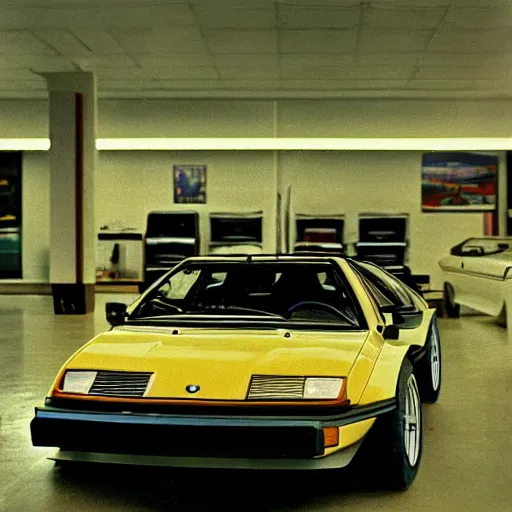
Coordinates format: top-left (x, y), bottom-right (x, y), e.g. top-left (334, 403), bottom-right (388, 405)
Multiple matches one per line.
top-left (182, 254), bottom-right (345, 264)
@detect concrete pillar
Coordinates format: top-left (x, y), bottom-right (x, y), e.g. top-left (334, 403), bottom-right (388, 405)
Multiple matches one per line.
top-left (43, 72), bottom-right (97, 314)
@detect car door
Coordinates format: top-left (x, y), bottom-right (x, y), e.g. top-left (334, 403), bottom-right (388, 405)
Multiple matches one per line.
top-left (455, 239), bottom-right (509, 316)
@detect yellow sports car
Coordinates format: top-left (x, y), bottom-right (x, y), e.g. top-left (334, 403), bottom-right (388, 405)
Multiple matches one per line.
top-left (31, 255), bottom-right (441, 489)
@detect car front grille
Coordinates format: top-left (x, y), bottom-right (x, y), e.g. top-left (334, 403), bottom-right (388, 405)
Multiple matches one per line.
top-left (89, 371), bottom-right (153, 398)
top-left (247, 375), bottom-right (305, 400)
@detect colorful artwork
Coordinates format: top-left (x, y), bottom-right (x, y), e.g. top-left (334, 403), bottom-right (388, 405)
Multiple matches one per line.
top-left (422, 152), bottom-right (497, 211)
top-left (173, 164), bottom-right (207, 204)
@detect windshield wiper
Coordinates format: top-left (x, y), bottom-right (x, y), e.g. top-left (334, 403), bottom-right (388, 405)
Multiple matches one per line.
top-left (183, 306), bottom-right (286, 319)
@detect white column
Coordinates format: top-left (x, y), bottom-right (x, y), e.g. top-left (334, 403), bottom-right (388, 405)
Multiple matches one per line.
top-left (43, 72), bottom-right (97, 313)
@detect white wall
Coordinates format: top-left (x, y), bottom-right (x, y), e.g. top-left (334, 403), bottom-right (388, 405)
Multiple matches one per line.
top-left (95, 151), bottom-right (277, 253)
top-left (16, 148), bottom-right (506, 287)
top-left (280, 150), bottom-right (506, 288)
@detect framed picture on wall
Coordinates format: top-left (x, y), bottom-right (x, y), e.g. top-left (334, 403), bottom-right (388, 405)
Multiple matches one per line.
top-left (173, 164), bottom-right (207, 204)
top-left (421, 152), bottom-right (497, 212)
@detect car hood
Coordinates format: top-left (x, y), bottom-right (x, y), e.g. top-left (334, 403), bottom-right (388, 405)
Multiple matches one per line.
top-left (65, 325), bottom-right (370, 401)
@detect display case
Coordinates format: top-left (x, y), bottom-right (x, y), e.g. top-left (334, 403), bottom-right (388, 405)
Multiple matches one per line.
top-left (356, 213), bottom-right (410, 278)
top-left (209, 211), bottom-right (263, 254)
top-left (294, 214), bottom-right (345, 254)
top-left (143, 211), bottom-right (200, 290)
top-left (96, 231), bottom-right (143, 283)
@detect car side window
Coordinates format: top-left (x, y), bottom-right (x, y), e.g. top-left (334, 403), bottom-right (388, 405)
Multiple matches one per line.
top-left (354, 262), bottom-right (414, 309)
top-left (357, 272), bottom-right (395, 310)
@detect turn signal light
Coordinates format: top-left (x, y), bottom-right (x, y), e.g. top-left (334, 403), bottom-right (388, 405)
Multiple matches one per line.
top-left (323, 427), bottom-right (339, 448)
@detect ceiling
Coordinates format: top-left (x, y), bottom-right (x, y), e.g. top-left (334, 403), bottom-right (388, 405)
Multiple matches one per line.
top-left (0, 0), bottom-right (511, 99)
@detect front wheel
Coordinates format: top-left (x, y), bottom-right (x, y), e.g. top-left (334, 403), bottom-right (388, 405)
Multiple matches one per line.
top-left (356, 360), bottom-right (423, 490)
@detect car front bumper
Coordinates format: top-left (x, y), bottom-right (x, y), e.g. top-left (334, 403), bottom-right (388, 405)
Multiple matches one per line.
top-left (31, 400), bottom-right (395, 470)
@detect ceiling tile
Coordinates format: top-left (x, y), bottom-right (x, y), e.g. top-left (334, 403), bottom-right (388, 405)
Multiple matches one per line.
top-left (71, 30), bottom-right (125, 54)
top-left (111, 29), bottom-right (207, 54)
top-left (359, 29), bottom-right (435, 53)
top-left (100, 80), bottom-right (158, 90)
top-left (408, 79), bottom-right (503, 90)
top-left (149, 66), bottom-right (219, 80)
top-left (133, 53), bottom-right (213, 68)
top-left (0, 80), bottom-right (46, 91)
top-left (0, 54), bottom-right (75, 70)
top-left (212, 53), bottom-right (278, 67)
top-left (420, 53), bottom-right (490, 67)
top-left (279, 29), bottom-right (358, 53)
top-left (203, 29), bottom-right (277, 54)
top-left (33, 29), bottom-right (93, 56)
top-left (73, 54), bottom-right (137, 69)
top-left (362, 5), bottom-right (447, 29)
top-left (415, 66), bottom-right (508, 80)
top-left (449, 0), bottom-right (512, 7)
top-left (99, 4), bottom-right (197, 28)
top-left (218, 67), bottom-right (279, 80)
top-left (355, 53), bottom-right (421, 67)
top-left (277, 5), bottom-right (360, 29)
top-left (344, 66), bottom-right (414, 80)
top-left (95, 68), bottom-right (149, 80)
top-left (276, 0), bottom-right (366, 6)
top-left (220, 80), bottom-right (283, 90)
top-left (280, 53), bottom-right (354, 66)
top-left (0, 30), bottom-right (57, 54)
top-left (277, 79), bottom-right (409, 90)
top-left (193, 7), bottom-right (276, 28)
top-left (0, 7), bottom-right (105, 29)
top-left (429, 28), bottom-right (512, 53)
top-left (0, 68), bottom-right (44, 80)
top-left (281, 65), bottom-right (412, 80)
top-left (444, 8), bottom-right (512, 29)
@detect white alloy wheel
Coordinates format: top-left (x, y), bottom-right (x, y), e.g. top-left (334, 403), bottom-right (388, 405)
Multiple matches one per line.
top-left (403, 374), bottom-right (421, 467)
top-left (430, 325), bottom-right (441, 392)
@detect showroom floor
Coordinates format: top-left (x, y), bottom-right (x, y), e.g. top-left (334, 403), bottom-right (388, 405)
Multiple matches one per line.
top-left (1, 294), bottom-right (511, 512)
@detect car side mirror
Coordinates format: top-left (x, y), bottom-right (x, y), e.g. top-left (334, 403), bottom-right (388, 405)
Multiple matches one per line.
top-left (382, 307), bottom-right (405, 326)
top-left (106, 302), bottom-right (127, 326)
top-left (392, 311), bottom-right (405, 325)
top-left (383, 324), bottom-right (400, 340)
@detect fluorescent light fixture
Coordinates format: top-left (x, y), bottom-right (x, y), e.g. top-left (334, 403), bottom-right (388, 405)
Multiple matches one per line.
top-left (0, 138), bottom-right (50, 151)
top-left (2, 137), bottom-right (512, 151)
top-left (96, 137), bottom-right (512, 151)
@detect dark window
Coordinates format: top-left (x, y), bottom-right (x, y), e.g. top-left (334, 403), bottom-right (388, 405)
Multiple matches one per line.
top-left (350, 261), bottom-right (415, 310)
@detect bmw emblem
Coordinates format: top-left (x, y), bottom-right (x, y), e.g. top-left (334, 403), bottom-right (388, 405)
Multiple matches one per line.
top-left (186, 384), bottom-right (200, 394)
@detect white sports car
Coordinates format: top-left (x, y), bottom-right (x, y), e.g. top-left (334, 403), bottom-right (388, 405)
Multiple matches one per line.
top-left (438, 237), bottom-right (512, 321)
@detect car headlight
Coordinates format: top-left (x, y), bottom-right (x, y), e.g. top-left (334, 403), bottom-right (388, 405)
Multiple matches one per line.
top-left (62, 371), bottom-right (97, 394)
top-left (248, 375), bottom-right (345, 401)
top-left (303, 378), bottom-right (344, 399)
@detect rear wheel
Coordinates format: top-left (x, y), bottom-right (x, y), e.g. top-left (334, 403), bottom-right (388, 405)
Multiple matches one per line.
top-left (443, 282), bottom-right (460, 318)
top-left (416, 318), bottom-right (442, 403)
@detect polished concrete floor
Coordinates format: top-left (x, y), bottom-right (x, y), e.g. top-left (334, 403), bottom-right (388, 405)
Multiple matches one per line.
top-left (1, 294), bottom-right (511, 511)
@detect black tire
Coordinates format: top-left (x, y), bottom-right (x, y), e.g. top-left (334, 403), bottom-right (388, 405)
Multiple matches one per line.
top-left (415, 317), bottom-right (442, 403)
top-left (355, 360), bottom-right (423, 490)
top-left (443, 282), bottom-right (460, 318)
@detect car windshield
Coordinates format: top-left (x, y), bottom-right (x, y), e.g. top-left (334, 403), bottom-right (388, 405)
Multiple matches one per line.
top-left (130, 261), bottom-right (362, 328)
top-left (452, 237), bottom-right (512, 257)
